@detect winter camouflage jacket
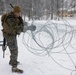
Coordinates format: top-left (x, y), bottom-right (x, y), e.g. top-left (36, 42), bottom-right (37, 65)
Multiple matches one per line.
top-left (2, 12), bottom-right (24, 35)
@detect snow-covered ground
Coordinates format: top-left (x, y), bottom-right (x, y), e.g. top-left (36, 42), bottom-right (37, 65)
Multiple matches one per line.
top-left (0, 15), bottom-right (76, 75)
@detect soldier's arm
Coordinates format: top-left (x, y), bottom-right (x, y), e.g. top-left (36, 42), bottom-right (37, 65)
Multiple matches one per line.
top-left (17, 16), bottom-right (24, 32)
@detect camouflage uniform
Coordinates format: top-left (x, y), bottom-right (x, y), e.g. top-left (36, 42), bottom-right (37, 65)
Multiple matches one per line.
top-left (2, 12), bottom-right (24, 68)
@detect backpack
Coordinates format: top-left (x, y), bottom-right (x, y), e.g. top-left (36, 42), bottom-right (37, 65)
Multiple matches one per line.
top-left (1, 13), bottom-right (8, 25)
top-left (1, 14), bottom-right (7, 57)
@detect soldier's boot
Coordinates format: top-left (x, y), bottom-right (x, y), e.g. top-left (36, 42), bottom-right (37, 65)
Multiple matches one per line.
top-left (12, 67), bottom-right (23, 73)
top-left (9, 61), bottom-right (20, 65)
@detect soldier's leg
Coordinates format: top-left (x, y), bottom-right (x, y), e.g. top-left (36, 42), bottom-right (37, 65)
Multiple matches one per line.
top-left (6, 35), bottom-right (18, 67)
top-left (5, 35), bottom-right (23, 73)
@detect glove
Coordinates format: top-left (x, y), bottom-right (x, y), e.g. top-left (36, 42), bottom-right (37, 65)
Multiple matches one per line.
top-left (23, 25), bottom-right (36, 32)
top-left (23, 22), bottom-right (28, 32)
top-left (23, 25), bottom-right (28, 32)
top-left (28, 25), bottom-right (36, 31)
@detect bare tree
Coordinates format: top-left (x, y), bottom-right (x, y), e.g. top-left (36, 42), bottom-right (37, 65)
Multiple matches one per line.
top-left (0, 0), bottom-right (71, 20)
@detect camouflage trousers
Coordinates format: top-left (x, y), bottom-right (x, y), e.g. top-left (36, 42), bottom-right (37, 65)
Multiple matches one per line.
top-left (4, 34), bottom-right (18, 67)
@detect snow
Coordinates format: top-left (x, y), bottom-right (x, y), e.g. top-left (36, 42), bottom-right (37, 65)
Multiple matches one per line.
top-left (0, 15), bottom-right (76, 75)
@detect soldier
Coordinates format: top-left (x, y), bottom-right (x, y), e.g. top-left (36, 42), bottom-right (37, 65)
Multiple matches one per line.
top-left (2, 6), bottom-right (24, 73)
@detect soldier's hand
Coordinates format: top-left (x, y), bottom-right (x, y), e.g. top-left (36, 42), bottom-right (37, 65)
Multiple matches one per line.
top-left (28, 25), bottom-right (36, 31)
top-left (23, 25), bottom-right (36, 32)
